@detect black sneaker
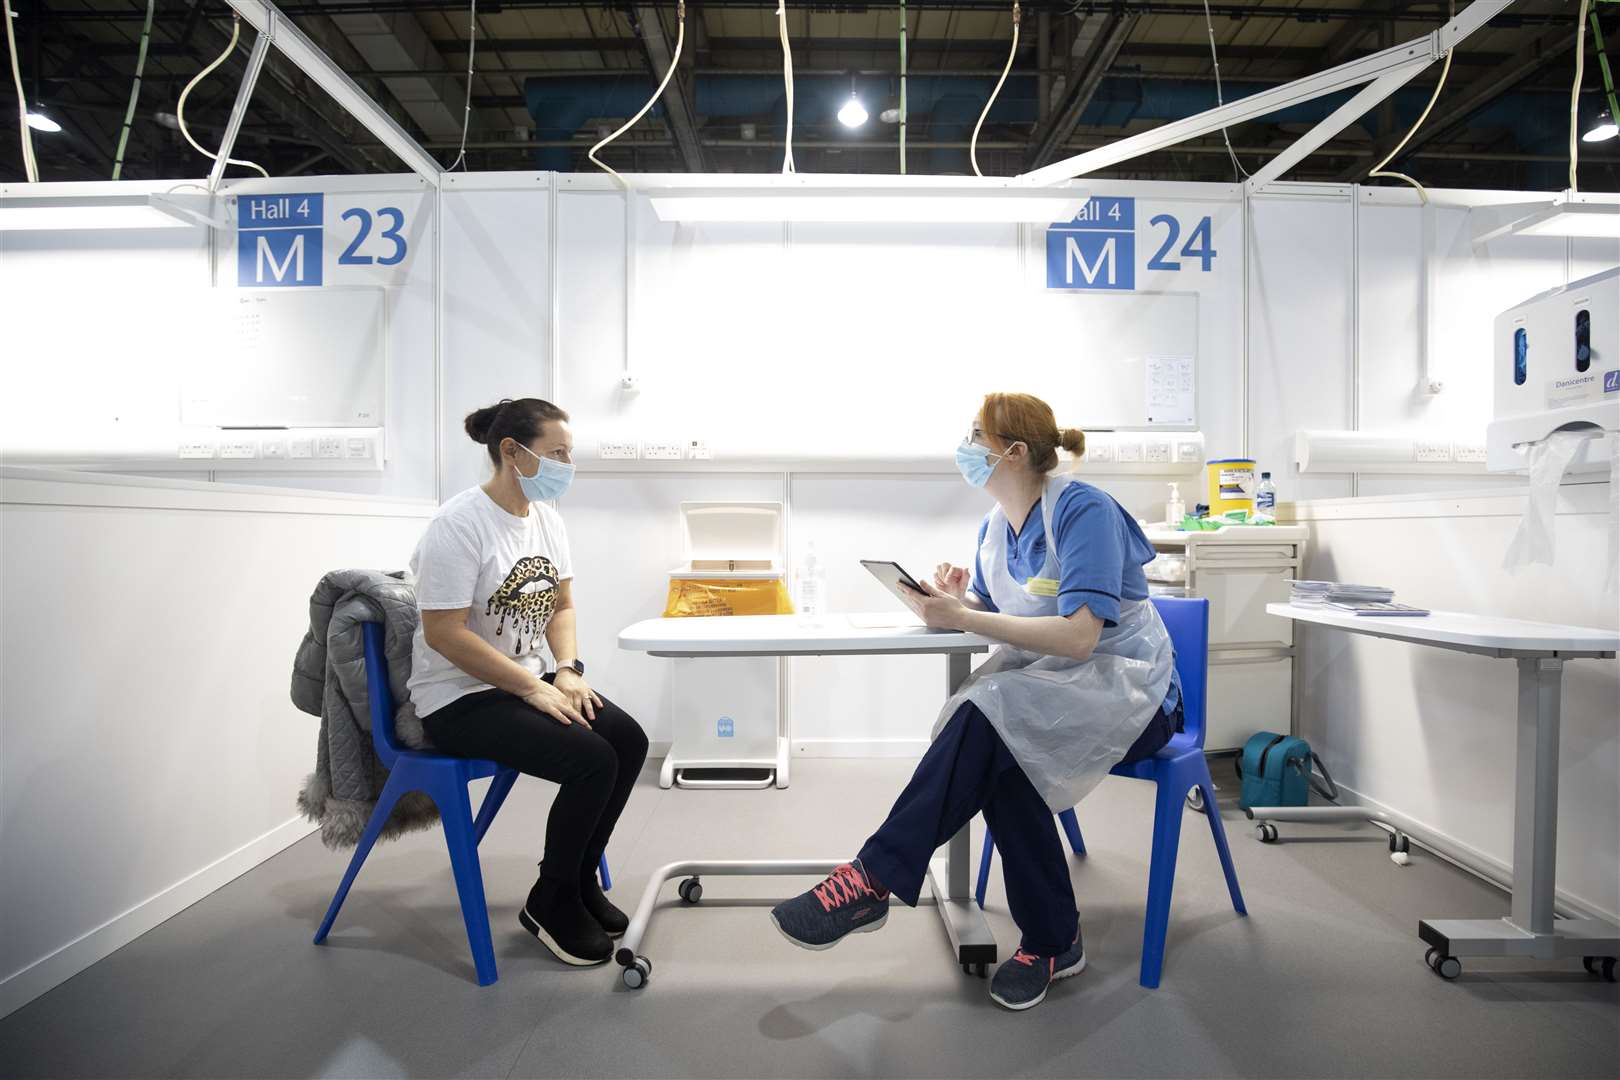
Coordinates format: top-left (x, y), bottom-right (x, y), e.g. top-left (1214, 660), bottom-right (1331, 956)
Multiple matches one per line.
top-left (769, 859), bottom-right (890, 951)
top-left (518, 878), bottom-right (612, 966)
top-left (540, 861), bottom-right (628, 939)
top-left (988, 936), bottom-right (1086, 1011)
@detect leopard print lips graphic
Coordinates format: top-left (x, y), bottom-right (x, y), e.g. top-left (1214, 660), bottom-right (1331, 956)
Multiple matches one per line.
top-left (486, 555), bottom-right (561, 654)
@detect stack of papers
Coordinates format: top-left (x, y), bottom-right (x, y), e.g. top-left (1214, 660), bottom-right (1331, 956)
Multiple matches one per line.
top-left (1289, 581), bottom-right (1397, 606)
top-left (1289, 581), bottom-right (1334, 606)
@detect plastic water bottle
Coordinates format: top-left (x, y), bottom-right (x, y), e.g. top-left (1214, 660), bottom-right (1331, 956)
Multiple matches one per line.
top-left (795, 542), bottom-right (826, 616)
top-left (1256, 471), bottom-right (1277, 513)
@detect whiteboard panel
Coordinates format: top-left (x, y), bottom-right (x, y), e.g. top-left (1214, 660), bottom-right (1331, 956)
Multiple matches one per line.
top-left (182, 287), bottom-right (386, 428)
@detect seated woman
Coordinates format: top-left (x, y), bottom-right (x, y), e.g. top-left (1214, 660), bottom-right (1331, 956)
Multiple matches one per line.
top-left (408, 397), bottom-right (648, 968)
top-left (770, 392), bottom-right (1182, 1012)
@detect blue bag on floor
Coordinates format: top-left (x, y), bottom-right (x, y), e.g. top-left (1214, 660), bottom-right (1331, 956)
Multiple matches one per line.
top-left (1237, 732), bottom-right (1337, 809)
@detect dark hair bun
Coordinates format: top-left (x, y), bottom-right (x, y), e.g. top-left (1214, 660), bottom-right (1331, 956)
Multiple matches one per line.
top-left (1059, 427), bottom-right (1086, 457)
top-left (464, 401), bottom-right (509, 445)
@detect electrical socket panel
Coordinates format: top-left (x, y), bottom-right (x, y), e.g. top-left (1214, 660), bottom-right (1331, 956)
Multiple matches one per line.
top-left (345, 437), bottom-right (373, 460)
top-left (288, 438), bottom-right (315, 460)
top-left (1143, 438), bottom-right (1172, 464)
top-left (219, 439), bottom-right (258, 460)
top-left (687, 440), bottom-right (712, 461)
top-left (316, 437), bottom-right (345, 460)
top-left (1414, 440), bottom-right (1453, 464)
top-left (178, 439), bottom-right (217, 460)
top-left (1454, 442), bottom-right (1487, 464)
top-left (1175, 440), bottom-right (1202, 465)
top-left (1087, 438), bottom-right (1115, 464)
top-left (598, 441), bottom-right (639, 461)
top-left (260, 438), bottom-right (289, 461)
top-left (1115, 440), bottom-right (1145, 463)
top-left (643, 441), bottom-right (684, 461)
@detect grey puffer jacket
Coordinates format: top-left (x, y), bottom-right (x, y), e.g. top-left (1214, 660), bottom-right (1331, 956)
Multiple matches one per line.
top-left (291, 569), bottom-right (439, 849)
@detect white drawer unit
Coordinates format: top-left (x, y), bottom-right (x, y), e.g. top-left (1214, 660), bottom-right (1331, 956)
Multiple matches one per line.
top-left (1144, 524), bottom-right (1309, 753)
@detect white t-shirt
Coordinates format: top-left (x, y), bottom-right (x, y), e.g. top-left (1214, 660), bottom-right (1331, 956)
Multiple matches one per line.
top-left (407, 486), bottom-right (574, 716)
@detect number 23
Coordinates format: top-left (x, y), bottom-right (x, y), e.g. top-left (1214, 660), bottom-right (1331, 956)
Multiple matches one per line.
top-left (339, 206), bottom-right (407, 266)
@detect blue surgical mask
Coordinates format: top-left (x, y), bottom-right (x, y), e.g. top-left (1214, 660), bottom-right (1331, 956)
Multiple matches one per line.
top-left (516, 443), bottom-right (574, 502)
top-left (955, 440), bottom-right (1007, 488)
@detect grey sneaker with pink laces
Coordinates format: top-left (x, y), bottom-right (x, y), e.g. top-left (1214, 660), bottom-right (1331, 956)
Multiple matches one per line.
top-left (989, 933), bottom-right (1086, 1011)
top-left (769, 859), bottom-right (890, 951)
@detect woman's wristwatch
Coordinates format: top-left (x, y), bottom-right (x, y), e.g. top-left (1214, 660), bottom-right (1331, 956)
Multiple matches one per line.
top-left (558, 658), bottom-right (585, 676)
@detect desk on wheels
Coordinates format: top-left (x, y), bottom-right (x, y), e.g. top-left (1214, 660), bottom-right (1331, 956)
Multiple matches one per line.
top-left (1260, 603), bottom-right (1618, 981)
top-left (614, 613), bottom-right (994, 990)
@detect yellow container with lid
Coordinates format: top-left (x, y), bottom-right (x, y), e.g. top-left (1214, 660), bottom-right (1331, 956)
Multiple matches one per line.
top-left (1205, 458), bottom-right (1257, 514)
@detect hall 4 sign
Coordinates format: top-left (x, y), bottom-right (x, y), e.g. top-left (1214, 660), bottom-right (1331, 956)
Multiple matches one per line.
top-left (236, 193), bottom-right (413, 287)
top-left (1045, 198), bottom-right (1217, 291)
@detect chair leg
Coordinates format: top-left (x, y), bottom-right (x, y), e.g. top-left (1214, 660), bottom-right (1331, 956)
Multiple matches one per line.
top-left (1197, 775), bottom-right (1248, 916)
top-left (428, 774), bottom-right (499, 987)
top-left (1139, 775), bottom-right (1190, 989)
top-left (314, 766), bottom-right (415, 944)
top-left (472, 767), bottom-right (519, 846)
top-left (1058, 807), bottom-right (1087, 857)
top-left (975, 826), bottom-right (995, 911)
top-left (598, 853), bottom-right (612, 892)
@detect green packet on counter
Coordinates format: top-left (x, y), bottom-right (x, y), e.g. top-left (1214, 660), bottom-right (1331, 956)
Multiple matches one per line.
top-left (1180, 510), bottom-right (1276, 530)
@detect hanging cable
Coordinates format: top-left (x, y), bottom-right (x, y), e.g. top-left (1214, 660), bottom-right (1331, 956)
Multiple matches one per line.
top-left (447, 0), bottom-right (477, 171)
top-left (112, 0), bottom-right (155, 179)
top-left (1200, 0), bottom-right (1248, 180)
top-left (1570, 0), bottom-right (1591, 193)
top-left (777, 0), bottom-right (796, 173)
top-left (589, 0), bottom-right (685, 186)
top-left (898, 0), bottom-right (907, 175)
top-left (1367, 0), bottom-right (1456, 205)
top-left (3, 0), bottom-right (37, 182)
top-left (971, 0), bottom-right (1019, 177)
top-left (176, 14), bottom-right (268, 179)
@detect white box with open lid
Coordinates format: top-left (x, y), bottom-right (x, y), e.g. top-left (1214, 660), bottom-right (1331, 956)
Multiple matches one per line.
top-left (665, 501), bottom-right (789, 790)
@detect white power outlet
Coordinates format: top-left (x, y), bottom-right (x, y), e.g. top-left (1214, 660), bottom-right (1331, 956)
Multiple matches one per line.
top-left (1116, 440), bottom-right (1145, 463)
top-left (1414, 440), bottom-right (1453, 464)
top-left (1175, 440), bottom-right (1202, 464)
top-left (1087, 439), bottom-right (1116, 464)
top-left (316, 437), bottom-right (345, 460)
top-left (219, 439), bottom-right (257, 460)
top-left (1144, 438), bottom-right (1172, 464)
top-left (1454, 442), bottom-right (1487, 464)
top-left (643, 441), bottom-right (683, 461)
top-left (346, 437), bottom-right (373, 460)
top-left (598, 441), bottom-right (639, 461)
top-left (178, 439), bottom-right (217, 460)
top-left (687, 440), bottom-right (712, 461)
top-left (261, 438), bottom-right (288, 461)
top-left (289, 438), bottom-right (315, 460)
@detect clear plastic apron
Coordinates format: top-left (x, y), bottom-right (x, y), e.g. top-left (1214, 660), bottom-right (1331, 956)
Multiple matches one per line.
top-left (933, 474), bottom-right (1174, 812)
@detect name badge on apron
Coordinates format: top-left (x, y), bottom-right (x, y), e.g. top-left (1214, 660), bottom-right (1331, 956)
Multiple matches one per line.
top-left (1025, 576), bottom-right (1060, 598)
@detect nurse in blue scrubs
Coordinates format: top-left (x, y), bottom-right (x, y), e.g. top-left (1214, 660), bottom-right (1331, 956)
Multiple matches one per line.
top-left (770, 392), bottom-right (1183, 1012)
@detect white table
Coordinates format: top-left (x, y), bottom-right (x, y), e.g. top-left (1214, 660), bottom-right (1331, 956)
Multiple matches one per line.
top-left (613, 613), bottom-right (995, 989)
top-left (1262, 602), bottom-right (1619, 981)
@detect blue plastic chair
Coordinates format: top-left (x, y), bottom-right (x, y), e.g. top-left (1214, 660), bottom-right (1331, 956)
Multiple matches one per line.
top-left (313, 621), bottom-right (611, 985)
top-left (975, 596), bottom-right (1247, 988)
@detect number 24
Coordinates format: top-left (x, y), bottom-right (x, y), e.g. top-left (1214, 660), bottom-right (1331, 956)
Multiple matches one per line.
top-left (339, 206), bottom-right (407, 266)
top-left (1147, 214), bottom-right (1216, 272)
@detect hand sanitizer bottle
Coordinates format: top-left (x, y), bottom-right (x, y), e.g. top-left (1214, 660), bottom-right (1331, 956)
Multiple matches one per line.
top-left (1165, 482), bottom-right (1185, 528)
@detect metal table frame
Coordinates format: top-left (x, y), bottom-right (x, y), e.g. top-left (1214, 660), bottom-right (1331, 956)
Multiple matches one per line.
top-left (1252, 606), bottom-right (1618, 980)
top-left (614, 632), bottom-right (995, 989)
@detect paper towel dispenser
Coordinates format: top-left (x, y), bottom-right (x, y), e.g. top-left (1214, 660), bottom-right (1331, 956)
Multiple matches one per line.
top-left (1487, 267), bottom-right (1619, 476)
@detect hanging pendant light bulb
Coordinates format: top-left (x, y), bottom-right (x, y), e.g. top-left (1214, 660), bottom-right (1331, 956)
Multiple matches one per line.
top-left (1583, 109), bottom-right (1618, 142)
top-left (838, 92), bottom-right (868, 129)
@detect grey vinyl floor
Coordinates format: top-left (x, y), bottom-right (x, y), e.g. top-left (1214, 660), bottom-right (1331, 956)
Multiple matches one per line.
top-left (1, 758), bottom-right (1615, 1079)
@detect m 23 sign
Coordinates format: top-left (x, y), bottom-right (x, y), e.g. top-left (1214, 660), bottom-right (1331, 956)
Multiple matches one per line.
top-left (1045, 197), bottom-right (1216, 291)
top-left (237, 193), bottom-right (410, 287)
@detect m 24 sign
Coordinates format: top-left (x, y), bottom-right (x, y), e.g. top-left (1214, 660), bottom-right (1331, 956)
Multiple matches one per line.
top-left (1045, 197), bottom-right (1216, 291)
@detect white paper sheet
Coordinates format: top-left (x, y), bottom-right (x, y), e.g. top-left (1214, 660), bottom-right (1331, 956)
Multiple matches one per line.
top-left (1146, 355), bottom-right (1195, 425)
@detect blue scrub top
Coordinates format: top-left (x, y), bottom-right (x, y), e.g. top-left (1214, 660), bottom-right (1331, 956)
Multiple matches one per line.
top-left (969, 480), bottom-right (1182, 714)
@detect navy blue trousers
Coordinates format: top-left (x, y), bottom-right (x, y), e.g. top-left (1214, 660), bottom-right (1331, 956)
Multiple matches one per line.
top-left (856, 699), bottom-right (1177, 956)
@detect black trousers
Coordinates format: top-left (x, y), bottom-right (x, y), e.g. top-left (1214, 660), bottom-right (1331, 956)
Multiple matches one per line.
top-left (421, 677), bottom-right (648, 889)
top-left (856, 698), bottom-right (1179, 956)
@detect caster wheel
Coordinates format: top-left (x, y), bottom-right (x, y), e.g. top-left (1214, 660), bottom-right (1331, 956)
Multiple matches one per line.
top-left (1186, 788), bottom-right (1206, 814)
top-left (1255, 822), bottom-right (1278, 843)
top-left (1387, 832), bottom-right (1410, 855)
top-left (1425, 947), bottom-right (1438, 970)
top-left (678, 878), bottom-right (703, 904)
top-left (1582, 955), bottom-right (1599, 975)
top-left (1604, 957), bottom-right (1618, 983)
top-left (622, 956), bottom-right (651, 989)
top-left (1434, 955), bottom-right (1461, 980)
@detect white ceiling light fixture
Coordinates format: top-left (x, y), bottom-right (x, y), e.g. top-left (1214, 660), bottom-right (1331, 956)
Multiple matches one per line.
top-left (642, 178), bottom-right (1087, 224)
top-left (0, 192), bottom-right (225, 231)
top-left (1472, 192), bottom-right (1620, 243)
top-left (1583, 109), bottom-right (1618, 143)
top-left (24, 110), bottom-right (60, 133)
top-left (837, 93), bottom-right (869, 129)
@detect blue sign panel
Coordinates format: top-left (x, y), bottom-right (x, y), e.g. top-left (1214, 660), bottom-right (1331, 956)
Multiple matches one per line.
top-left (1046, 197), bottom-right (1135, 291)
top-left (238, 193), bottom-right (324, 287)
